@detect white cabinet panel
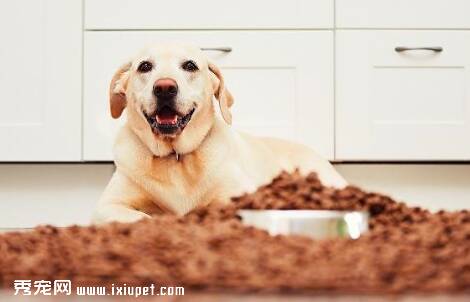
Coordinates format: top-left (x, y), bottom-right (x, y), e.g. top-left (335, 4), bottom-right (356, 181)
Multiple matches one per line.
top-left (336, 31), bottom-right (470, 161)
top-left (0, 0), bottom-right (82, 161)
top-left (85, 0), bottom-right (333, 29)
top-left (84, 31), bottom-right (334, 160)
top-left (337, 0), bottom-right (470, 29)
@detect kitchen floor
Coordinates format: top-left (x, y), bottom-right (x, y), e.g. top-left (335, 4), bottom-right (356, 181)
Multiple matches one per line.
top-left (1, 163), bottom-right (469, 229)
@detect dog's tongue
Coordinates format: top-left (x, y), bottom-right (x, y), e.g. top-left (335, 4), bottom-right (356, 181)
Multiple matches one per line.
top-left (156, 107), bottom-right (178, 125)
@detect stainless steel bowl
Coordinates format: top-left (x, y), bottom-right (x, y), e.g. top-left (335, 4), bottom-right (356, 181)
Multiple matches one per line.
top-left (237, 210), bottom-right (369, 240)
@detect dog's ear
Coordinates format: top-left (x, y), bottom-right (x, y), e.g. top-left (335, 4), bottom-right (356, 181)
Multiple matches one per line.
top-left (109, 62), bottom-right (131, 119)
top-left (209, 62), bottom-right (234, 125)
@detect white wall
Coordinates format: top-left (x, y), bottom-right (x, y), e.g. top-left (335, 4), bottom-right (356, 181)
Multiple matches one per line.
top-left (336, 164), bottom-right (470, 212)
top-left (0, 164), bottom-right (114, 228)
top-left (0, 164), bottom-right (468, 229)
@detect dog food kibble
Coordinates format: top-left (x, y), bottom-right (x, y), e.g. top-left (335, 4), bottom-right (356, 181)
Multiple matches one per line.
top-left (0, 171), bottom-right (469, 293)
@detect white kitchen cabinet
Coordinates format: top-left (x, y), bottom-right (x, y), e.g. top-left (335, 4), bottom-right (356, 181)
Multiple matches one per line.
top-left (336, 30), bottom-right (470, 161)
top-left (336, 0), bottom-right (470, 29)
top-left (84, 31), bottom-right (334, 160)
top-left (85, 0), bottom-right (333, 30)
top-left (0, 0), bottom-right (82, 161)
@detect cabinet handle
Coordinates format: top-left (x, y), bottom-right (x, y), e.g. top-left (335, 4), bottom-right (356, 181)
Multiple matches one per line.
top-left (395, 46), bottom-right (443, 53)
top-left (201, 47), bottom-right (232, 53)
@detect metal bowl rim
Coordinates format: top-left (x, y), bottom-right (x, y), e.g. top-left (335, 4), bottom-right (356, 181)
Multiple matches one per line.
top-left (237, 209), bottom-right (369, 219)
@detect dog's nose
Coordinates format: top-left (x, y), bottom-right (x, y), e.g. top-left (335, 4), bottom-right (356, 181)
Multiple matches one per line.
top-left (153, 78), bottom-right (178, 99)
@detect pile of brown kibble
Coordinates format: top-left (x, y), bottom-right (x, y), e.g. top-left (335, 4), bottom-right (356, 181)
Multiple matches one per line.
top-left (0, 171), bottom-right (469, 294)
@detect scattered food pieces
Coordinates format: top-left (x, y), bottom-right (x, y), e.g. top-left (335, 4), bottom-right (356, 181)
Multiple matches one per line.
top-left (0, 171), bottom-right (469, 294)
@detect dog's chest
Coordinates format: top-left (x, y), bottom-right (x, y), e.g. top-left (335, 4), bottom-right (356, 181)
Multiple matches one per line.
top-left (136, 158), bottom-right (223, 215)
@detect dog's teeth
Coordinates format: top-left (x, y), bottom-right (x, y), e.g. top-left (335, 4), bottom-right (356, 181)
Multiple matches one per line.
top-left (156, 115), bottom-right (178, 125)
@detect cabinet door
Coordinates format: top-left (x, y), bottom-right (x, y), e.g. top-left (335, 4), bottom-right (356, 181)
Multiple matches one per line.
top-left (336, 0), bottom-right (470, 29)
top-left (0, 0), bottom-right (82, 161)
top-left (336, 31), bottom-right (470, 160)
top-left (84, 31), bottom-right (334, 160)
top-left (85, 0), bottom-right (333, 30)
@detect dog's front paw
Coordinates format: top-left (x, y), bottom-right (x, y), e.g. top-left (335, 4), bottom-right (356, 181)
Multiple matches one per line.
top-left (317, 174), bottom-right (348, 189)
top-left (92, 205), bottom-right (151, 225)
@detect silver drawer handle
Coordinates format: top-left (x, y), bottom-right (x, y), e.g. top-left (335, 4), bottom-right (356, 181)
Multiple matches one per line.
top-left (395, 46), bottom-right (443, 52)
top-left (201, 47), bottom-right (232, 53)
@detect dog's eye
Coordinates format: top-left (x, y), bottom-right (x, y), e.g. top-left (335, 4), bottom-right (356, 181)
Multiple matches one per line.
top-left (137, 61), bottom-right (153, 73)
top-left (181, 60), bottom-right (199, 72)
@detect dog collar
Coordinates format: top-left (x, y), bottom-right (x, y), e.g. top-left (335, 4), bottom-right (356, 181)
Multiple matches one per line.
top-left (154, 151), bottom-right (181, 161)
top-left (170, 150), bottom-right (180, 161)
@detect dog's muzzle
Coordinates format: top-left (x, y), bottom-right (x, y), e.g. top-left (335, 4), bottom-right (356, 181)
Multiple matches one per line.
top-left (153, 78), bottom-right (178, 100)
top-left (143, 78), bottom-right (195, 135)
top-left (144, 106), bottom-right (195, 135)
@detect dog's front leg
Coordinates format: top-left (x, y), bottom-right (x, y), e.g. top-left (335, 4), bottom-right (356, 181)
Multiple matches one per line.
top-left (93, 204), bottom-right (151, 225)
top-left (92, 171), bottom-right (151, 225)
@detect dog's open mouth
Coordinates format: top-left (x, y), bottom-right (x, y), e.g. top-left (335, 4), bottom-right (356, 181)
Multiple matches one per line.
top-left (144, 106), bottom-right (195, 135)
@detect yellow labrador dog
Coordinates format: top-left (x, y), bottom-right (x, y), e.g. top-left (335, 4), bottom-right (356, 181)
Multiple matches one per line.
top-left (93, 43), bottom-right (347, 224)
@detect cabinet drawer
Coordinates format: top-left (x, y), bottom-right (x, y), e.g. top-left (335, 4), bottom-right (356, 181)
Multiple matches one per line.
top-left (337, 0), bottom-right (470, 29)
top-left (84, 31), bottom-right (334, 161)
top-left (336, 31), bottom-right (470, 161)
top-left (85, 0), bottom-right (333, 29)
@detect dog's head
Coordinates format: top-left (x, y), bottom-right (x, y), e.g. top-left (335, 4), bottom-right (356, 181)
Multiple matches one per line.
top-left (109, 43), bottom-right (233, 156)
